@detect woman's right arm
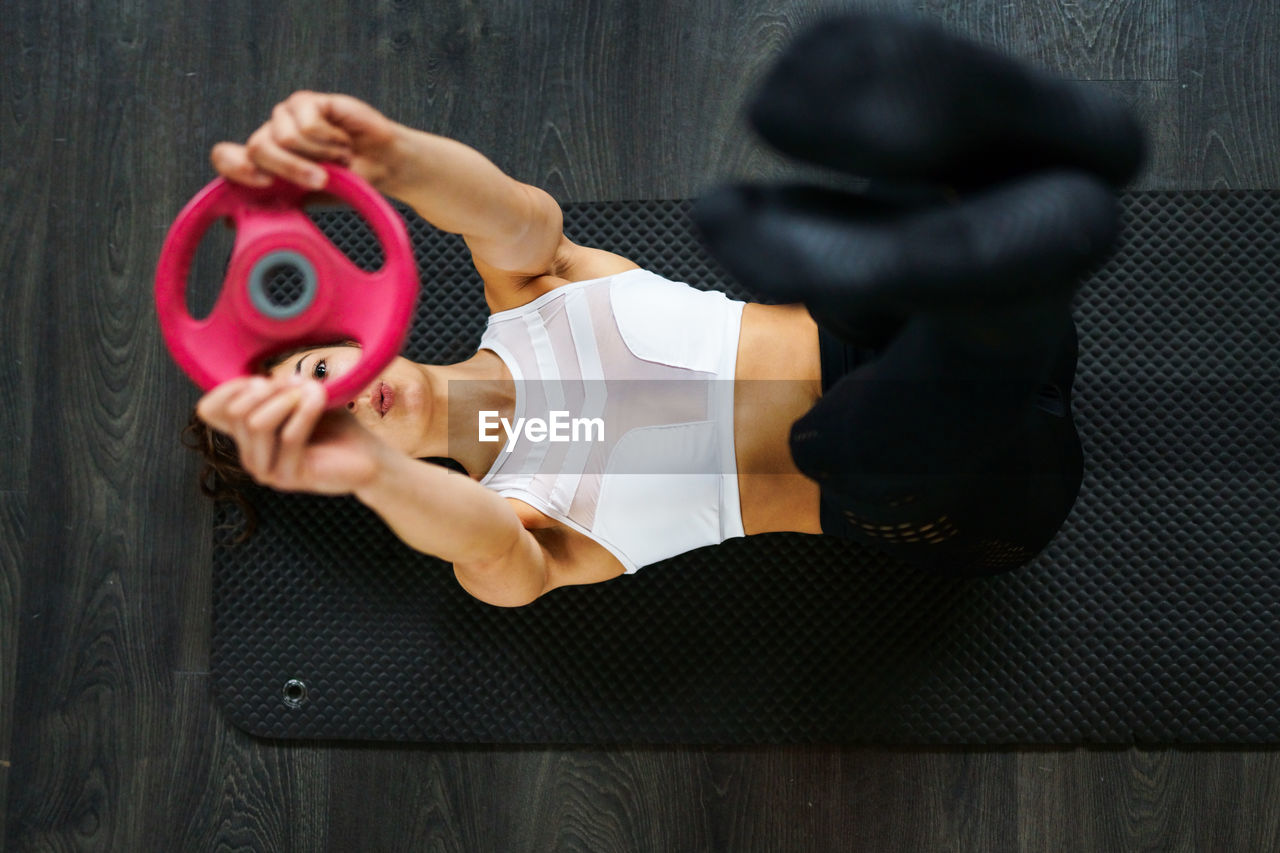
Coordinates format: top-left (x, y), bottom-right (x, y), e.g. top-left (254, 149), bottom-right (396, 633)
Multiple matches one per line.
top-left (196, 373), bottom-right (555, 607)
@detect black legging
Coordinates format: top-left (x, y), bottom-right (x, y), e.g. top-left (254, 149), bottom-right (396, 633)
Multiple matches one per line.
top-left (791, 300), bottom-right (1084, 577)
top-left (685, 12), bottom-right (1139, 577)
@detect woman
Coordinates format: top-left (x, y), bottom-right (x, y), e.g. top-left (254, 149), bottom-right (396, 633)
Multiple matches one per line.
top-left (190, 18), bottom-right (1140, 607)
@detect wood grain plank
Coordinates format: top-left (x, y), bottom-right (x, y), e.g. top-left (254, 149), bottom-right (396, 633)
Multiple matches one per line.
top-left (919, 0), bottom-right (1177, 81)
top-left (327, 746), bottom-right (719, 851)
top-left (325, 745), bottom-right (1013, 852)
top-left (4, 0), bottom-right (219, 846)
top-left (1178, 0), bottom-right (1280, 188)
top-left (329, 746), bottom-right (955, 852)
top-left (326, 746), bottom-right (505, 850)
top-left (839, 749), bottom-right (1018, 851)
top-left (1099, 81), bottom-right (1181, 190)
top-left (1017, 749), bottom-right (1280, 852)
top-left (1227, 752), bottom-right (1280, 851)
top-left (700, 748), bottom-right (843, 851)
top-left (1018, 749), bottom-right (1168, 852)
top-left (0, 493), bottom-right (26, 848)
top-left (156, 675), bottom-right (330, 852)
top-left (0, 3), bottom-right (56, 490)
top-left (309, 0), bottom-right (842, 202)
top-left (487, 749), bottom-right (713, 851)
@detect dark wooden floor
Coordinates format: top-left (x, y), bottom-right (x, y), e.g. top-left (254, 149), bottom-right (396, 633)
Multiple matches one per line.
top-left (4, 0), bottom-right (1279, 849)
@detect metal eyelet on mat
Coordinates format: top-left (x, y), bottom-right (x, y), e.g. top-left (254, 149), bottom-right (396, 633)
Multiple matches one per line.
top-left (283, 679), bottom-right (309, 709)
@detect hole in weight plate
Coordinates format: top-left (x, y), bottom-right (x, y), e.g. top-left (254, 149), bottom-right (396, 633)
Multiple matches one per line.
top-left (264, 263), bottom-right (308, 308)
top-left (186, 215), bottom-right (235, 320)
top-left (247, 250), bottom-right (318, 320)
top-left (306, 202), bottom-right (386, 272)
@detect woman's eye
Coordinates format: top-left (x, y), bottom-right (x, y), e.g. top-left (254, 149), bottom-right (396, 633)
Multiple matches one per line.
top-left (313, 359), bottom-right (328, 380)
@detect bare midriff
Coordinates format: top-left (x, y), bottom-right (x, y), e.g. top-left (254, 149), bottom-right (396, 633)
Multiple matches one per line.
top-left (731, 302), bottom-right (825, 535)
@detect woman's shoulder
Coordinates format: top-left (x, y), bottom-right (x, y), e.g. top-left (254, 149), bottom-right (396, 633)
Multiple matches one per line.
top-left (553, 238), bottom-right (640, 283)
top-left (479, 238), bottom-right (641, 314)
top-left (504, 497), bottom-right (631, 582)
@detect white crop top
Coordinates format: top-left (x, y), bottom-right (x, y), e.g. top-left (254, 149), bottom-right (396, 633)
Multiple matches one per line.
top-left (476, 267), bottom-right (747, 573)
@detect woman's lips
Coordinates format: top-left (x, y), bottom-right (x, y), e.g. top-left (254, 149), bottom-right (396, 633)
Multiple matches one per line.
top-left (371, 382), bottom-right (394, 416)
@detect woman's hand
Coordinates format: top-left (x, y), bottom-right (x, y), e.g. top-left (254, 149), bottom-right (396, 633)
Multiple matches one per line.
top-left (210, 91), bottom-right (406, 192)
top-left (195, 373), bottom-right (391, 496)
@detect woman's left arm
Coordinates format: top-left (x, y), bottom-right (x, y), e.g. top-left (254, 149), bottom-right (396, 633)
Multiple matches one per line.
top-left (212, 92), bottom-right (565, 302)
top-left (354, 449), bottom-right (554, 608)
top-left (212, 92), bottom-right (637, 308)
top-left (375, 127), bottom-right (564, 278)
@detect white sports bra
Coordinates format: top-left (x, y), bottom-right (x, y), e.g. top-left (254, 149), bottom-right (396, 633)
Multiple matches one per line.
top-left (476, 268), bottom-right (747, 572)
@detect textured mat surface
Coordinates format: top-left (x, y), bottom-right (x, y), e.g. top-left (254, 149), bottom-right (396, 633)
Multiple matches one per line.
top-left (210, 192), bottom-right (1280, 744)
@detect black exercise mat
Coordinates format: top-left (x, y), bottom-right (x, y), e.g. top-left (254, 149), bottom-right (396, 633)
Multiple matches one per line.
top-left (209, 192), bottom-right (1280, 744)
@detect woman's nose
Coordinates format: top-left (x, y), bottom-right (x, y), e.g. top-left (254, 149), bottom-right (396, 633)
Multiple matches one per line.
top-left (347, 400), bottom-right (356, 411)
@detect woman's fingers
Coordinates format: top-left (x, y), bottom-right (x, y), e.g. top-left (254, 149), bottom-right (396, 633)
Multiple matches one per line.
top-left (233, 96), bottom-right (355, 191)
top-left (209, 142), bottom-right (274, 187)
top-left (244, 125), bottom-right (330, 190)
top-left (285, 95), bottom-right (354, 152)
top-left (223, 377), bottom-right (281, 423)
top-left (208, 92), bottom-right (392, 192)
top-left (241, 94), bottom-right (357, 189)
top-left (195, 379), bottom-right (240, 428)
top-left (236, 381), bottom-right (313, 480)
top-left (274, 382), bottom-right (328, 485)
top-left (317, 93), bottom-right (395, 145)
top-left (196, 376), bottom-right (335, 490)
top-left (270, 101), bottom-right (353, 163)
top-left (196, 376), bottom-right (267, 431)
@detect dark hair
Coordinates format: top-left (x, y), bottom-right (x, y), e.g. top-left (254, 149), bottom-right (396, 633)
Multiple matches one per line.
top-left (182, 410), bottom-right (259, 544)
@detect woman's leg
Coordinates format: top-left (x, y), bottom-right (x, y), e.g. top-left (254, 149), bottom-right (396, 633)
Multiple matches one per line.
top-left (686, 11), bottom-right (1137, 575)
top-left (793, 300), bottom-right (1084, 576)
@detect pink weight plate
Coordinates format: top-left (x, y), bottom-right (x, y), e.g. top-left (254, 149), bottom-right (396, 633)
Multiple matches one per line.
top-left (155, 163), bottom-right (418, 408)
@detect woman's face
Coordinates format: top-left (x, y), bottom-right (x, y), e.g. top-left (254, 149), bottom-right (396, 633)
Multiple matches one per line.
top-left (267, 344), bottom-right (432, 457)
